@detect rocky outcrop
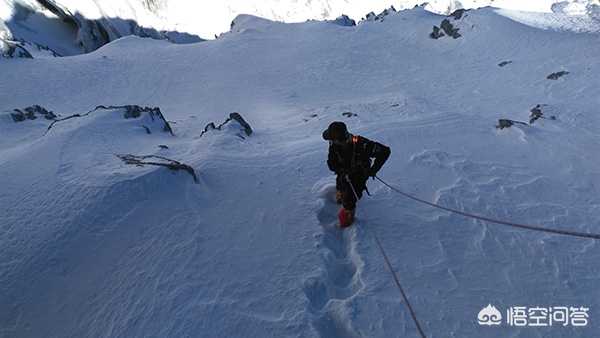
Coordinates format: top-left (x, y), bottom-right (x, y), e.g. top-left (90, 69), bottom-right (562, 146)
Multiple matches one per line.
top-left (199, 112), bottom-right (252, 139)
top-left (0, 17), bottom-right (37, 58)
top-left (496, 104), bottom-right (556, 130)
top-left (44, 105), bottom-right (174, 135)
top-left (1, 0), bottom-right (203, 58)
top-left (546, 71), bottom-right (569, 80)
top-left (3, 104), bottom-right (175, 137)
top-left (9, 105), bottom-right (57, 122)
top-left (528, 104), bottom-right (556, 124)
top-left (119, 105), bottom-right (174, 135)
top-left (363, 6), bottom-right (397, 22)
top-left (330, 15), bottom-right (355, 27)
top-left (2, 103), bottom-right (198, 182)
top-left (431, 9), bottom-right (466, 39)
top-left (36, 0), bottom-right (169, 53)
top-left (116, 154), bottom-right (199, 183)
top-left (0, 19), bottom-right (15, 56)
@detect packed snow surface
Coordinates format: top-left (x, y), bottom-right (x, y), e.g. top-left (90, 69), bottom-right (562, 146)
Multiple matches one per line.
top-left (1, 4), bottom-right (599, 338)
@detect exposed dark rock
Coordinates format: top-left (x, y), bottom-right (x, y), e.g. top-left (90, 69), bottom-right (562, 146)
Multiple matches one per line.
top-left (364, 12), bottom-right (375, 21)
top-left (199, 112), bottom-right (252, 139)
top-left (36, 0), bottom-right (68, 19)
top-left (1, 40), bottom-right (34, 59)
top-left (1, 39), bottom-right (61, 59)
top-left (9, 105), bottom-right (57, 122)
top-left (24, 105), bottom-right (57, 119)
top-left (450, 9), bottom-right (467, 20)
top-left (529, 104), bottom-right (555, 124)
top-left (331, 15), bottom-right (356, 27)
top-left (496, 119), bottom-right (527, 130)
top-left (440, 19), bottom-right (461, 39)
top-left (364, 6), bottom-right (397, 22)
top-left (546, 71), bottom-right (569, 80)
top-left (116, 154), bottom-right (199, 183)
top-left (0, 19), bottom-right (16, 57)
top-left (96, 105), bottom-right (174, 135)
top-left (497, 104), bottom-right (556, 129)
top-left (430, 26), bottom-right (444, 39)
top-left (1, 2), bottom-right (64, 58)
top-left (45, 105), bottom-right (174, 135)
top-left (230, 112), bottom-right (253, 136)
top-left (529, 105), bottom-right (543, 123)
top-left (4, 0), bottom-right (202, 56)
top-left (302, 113), bottom-right (319, 123)
top-left (431, 10), bottom-right (466, 40)
top-left (497, 119), bottom-right (514, 129)
top-left (69, 11), bottom-right (167, 53)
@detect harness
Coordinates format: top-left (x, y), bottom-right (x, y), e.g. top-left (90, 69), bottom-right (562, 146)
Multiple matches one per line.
top-left (350, 134), bottom-right (372, 196)
top-left (332, 134), bottom-right (369, 175)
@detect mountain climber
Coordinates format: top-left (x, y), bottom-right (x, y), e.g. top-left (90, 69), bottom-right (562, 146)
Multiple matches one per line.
top-left (322, 121), bottom-right (390, 228)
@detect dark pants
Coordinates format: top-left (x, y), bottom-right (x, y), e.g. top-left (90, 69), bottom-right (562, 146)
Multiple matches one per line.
top-left (336, 172), bottom-right (367, 210)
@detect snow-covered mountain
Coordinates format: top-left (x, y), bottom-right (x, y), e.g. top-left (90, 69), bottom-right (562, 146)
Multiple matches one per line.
top-left (0, 0), bottom-right (202, 56)
top-left (1, 1), bottom-right (599, 338)
top-left (1, 0), bottom-right (599, 57)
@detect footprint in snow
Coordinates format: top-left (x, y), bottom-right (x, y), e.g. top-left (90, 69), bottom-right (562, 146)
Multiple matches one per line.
top-left (303, 182), bottom-right (365, 337)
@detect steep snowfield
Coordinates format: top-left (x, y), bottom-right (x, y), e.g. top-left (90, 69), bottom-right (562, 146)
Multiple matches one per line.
top-left (1, 6), bottom-right (599, 338)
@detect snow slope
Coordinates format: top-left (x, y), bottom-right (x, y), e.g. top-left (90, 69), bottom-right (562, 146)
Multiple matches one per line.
top-left (135, 0), bottom-right (600, 38)
top-left (2, 0), bottom-right (598, 54)
top-left (1, 5), bottom-right (600, 338)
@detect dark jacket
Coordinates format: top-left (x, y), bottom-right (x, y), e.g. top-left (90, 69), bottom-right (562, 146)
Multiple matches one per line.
top-left (327, 135), bottom-right (390, 178)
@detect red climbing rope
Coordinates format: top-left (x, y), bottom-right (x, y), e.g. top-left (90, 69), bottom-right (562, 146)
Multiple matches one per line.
top-left (376, 176), bottom-right (600, 240)
top-left (345, 176), bottom-right (427, 338)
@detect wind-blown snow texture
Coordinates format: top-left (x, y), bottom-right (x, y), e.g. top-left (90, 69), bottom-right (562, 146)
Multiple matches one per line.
top-left (1, 4), bottom-right (600, 338)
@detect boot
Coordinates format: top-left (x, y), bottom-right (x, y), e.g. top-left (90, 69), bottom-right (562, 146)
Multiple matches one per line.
top-left (338, 207), bottom-right (355, 228)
